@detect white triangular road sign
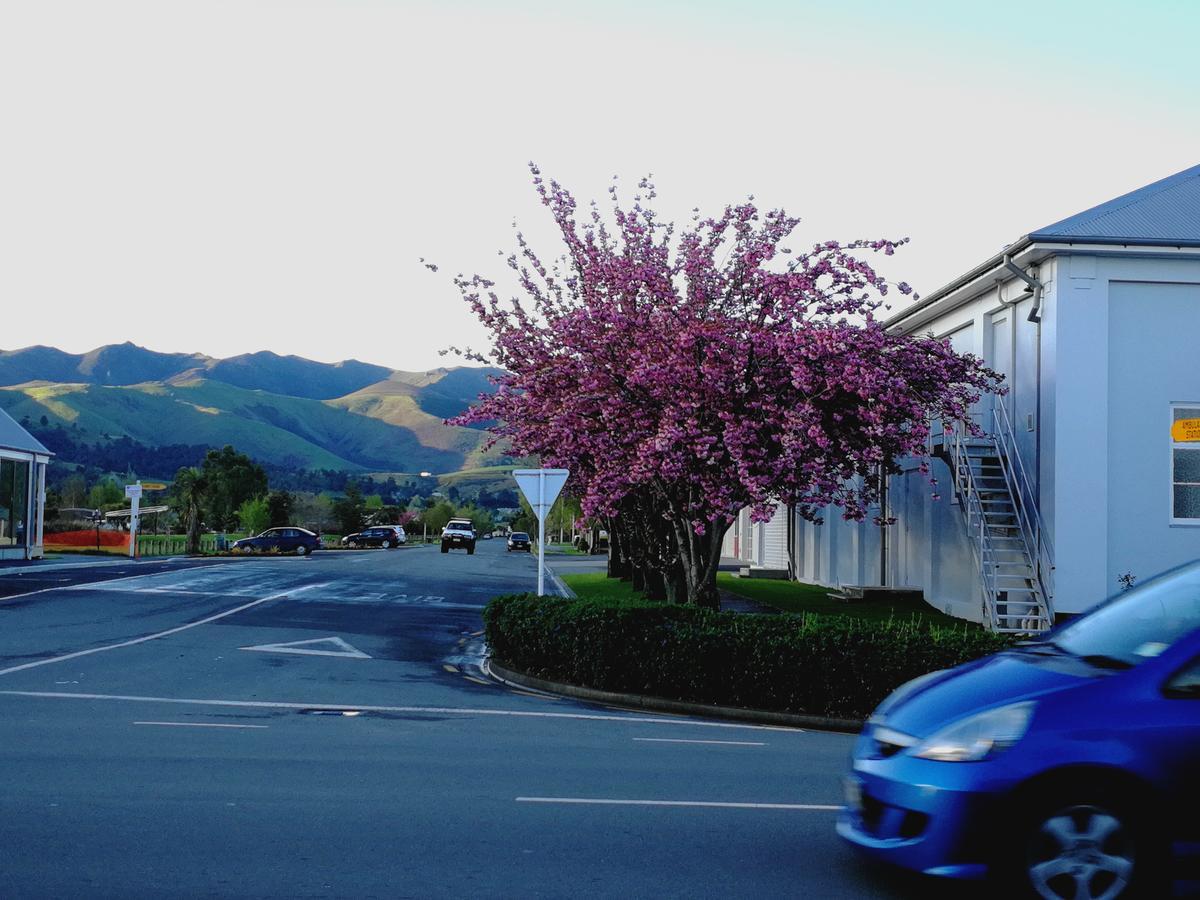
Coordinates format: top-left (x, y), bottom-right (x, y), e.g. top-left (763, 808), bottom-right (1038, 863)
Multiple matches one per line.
top-left (513, 468), bottom-right (569, 521)
top-left (239, 636), bottom-right (372, 659)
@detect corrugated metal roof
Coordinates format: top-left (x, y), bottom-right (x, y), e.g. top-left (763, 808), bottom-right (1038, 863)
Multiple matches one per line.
top-left (887, 162), bottom-right (1200, 328)
top-left (1030, 163), bottom-right (1200, 246)
top-left (0, 406), bottom-right (51, 455)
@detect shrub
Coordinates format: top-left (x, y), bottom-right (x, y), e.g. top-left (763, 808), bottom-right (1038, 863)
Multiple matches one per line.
top-left (483, 595), bottom-right (1015, 720)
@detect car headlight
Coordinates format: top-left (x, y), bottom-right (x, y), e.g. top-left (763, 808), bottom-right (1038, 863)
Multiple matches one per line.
top-left (912, 701), bottom-right (1036, 762)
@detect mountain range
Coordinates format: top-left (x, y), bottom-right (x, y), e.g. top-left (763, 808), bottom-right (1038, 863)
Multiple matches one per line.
top-left (0, 343), bottom-right (505, 476)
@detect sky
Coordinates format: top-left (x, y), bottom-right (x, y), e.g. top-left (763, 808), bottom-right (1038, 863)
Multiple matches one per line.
top-left (2, 0), bottom-right (1198, 372)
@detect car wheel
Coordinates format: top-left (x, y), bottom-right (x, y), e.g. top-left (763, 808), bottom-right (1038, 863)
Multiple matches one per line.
top-left (381, 540), bottom-right (391, 549)
top-left (295, 545), bottom-right (308, 556)
top-left (440, 545), bottom-right (448, 553)
top-left (1016, 793), bottom-right (1156, 900)
top-left (467, 545), bottom-right (475, 555)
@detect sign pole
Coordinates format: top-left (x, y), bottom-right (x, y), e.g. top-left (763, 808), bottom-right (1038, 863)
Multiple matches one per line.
top-left (512, 468), bottom-right (570, 598)
top-left (537, 473), bottom-right (546, 596)
top-left (128, 482), bottom-right (142, 559)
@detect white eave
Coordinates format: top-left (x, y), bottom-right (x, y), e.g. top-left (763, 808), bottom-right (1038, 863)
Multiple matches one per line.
top-left (886, 239), bottom-right (1200, 336)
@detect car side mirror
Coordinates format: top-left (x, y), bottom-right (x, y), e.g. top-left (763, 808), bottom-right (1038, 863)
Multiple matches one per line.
top-left (1163, 657), bottom-right (1200, 699)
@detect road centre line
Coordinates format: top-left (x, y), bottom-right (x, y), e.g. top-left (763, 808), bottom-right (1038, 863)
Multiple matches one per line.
top-left (516, 798), bottom-right (841, 811)
top-left (0, 564), bottom-right (227, 602)
top-left (134, 721), bottom-right (269, 729)
top-left (0, 583), bottom-right (327, 677)
top-left (633, 738), bottom-right (766, 746)
top-left (0, 690), bottom-right (803, 732)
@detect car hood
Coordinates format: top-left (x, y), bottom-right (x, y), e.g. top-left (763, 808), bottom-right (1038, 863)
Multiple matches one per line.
top-left (875, 651), bottom-right (1092, 738)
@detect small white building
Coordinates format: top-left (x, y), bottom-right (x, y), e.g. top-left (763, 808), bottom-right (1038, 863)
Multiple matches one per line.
top-left (0, 407), bottom-right (51, 560)
top-left (731, 163), bottom-right (1200, 630)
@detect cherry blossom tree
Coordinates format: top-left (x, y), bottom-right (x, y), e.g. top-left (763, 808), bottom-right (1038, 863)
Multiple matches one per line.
top-left (443, 166), bottom-right (1000, 607)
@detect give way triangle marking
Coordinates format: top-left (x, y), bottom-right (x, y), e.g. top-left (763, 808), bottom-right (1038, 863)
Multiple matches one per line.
top-left (239, 636), bottom-right (372, 660)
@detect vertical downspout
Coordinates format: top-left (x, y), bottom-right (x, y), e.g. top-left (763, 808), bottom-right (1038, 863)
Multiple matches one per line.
top-left (786, 503), bottom-right (796, 581)
top-left (879, 466), bottom-right (888, 586)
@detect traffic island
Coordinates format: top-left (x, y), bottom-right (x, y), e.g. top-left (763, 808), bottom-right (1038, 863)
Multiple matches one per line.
top-left (485, 658), bottom-right (863, 732)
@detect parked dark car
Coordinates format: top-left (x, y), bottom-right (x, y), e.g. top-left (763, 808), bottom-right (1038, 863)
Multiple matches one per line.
top-left (507, 532), bottom-right (531, 552)
top-left (440, 523), bottom-right (476, 554)
top-left (839, 560), bottom-right (1200, 898)
top-left (232, 527), bottom-right (321, 555)
top-left (341, 526), bottom-right (404, 549)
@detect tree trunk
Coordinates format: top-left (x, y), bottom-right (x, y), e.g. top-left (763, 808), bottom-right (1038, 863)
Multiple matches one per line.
top-left (185, 504), bottom-right (202, 555)
top-left (671, 517), bottom-right (728, 609)
top-left (607, 520), bottom-right (632, 580)
top-left (644, 566), bottom-right (667, 603)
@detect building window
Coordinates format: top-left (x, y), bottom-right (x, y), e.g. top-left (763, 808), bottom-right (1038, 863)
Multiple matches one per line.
top-left (1172, 405), bottom-right (1200, 523)
top-left (0, 457), bottom-right (30, 547)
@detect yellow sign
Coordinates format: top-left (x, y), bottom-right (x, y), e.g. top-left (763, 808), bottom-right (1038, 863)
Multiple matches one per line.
top-left (1172, 419), bottom-right (1200, 442)
top-left (140, 482), bottom-right (168, 491)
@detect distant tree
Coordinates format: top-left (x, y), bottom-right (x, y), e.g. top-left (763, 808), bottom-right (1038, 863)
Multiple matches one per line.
top-left (172, 467), bottom-right (208, 554)
top-left (420, 500), bottom-right (457, 534)
top-left (60, 474), bottom-right (88, 508)
top-left (200, 446), bottom-right (268, 530)
top-left (292, 492), bottom-right (335, 533)
top-left (88, 477), bottom-right (124, 510)
top-left (509, 495), bottom-right (537, 537)
top-left (331, 481), bottom-right (365, 535)
top-left (266, 490), bottom-right (294, 528)
top-left (237, 496), bottom-right (270, 535)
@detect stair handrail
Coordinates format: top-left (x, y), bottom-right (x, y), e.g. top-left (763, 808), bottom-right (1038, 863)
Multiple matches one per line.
top-left (990, 401), bottom-right (1055, 623)
top-left (948, 419), bottom-right (1000, 629)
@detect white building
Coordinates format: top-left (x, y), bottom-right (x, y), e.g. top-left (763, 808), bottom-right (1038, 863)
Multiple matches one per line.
top-left (729, 163), bottom-right (1200, 631)
top-left (0, 407), bottom-right (50, 561)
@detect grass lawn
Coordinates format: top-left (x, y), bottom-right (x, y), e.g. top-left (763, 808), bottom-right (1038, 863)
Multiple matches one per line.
top-left (547, 542), bottom-right (585, 556)
top-left (560, 572), bottom-right (647, 604)
top-left (717, 573), bottom-right (967, 627)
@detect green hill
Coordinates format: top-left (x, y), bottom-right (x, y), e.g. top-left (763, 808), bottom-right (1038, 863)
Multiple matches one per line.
top-left (0, 343), bottom-right (507, 478)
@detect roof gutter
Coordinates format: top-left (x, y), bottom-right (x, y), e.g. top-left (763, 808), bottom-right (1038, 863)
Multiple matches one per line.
top-left (884, 235), bottom-right (1033, 331)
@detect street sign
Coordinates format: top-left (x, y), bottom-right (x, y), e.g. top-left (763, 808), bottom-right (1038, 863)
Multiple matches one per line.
top-left (140, 482), bottom-right (167, 491)
top-left (513, 469), bottom-right (569, 520)
top-left (124, 483), bottom-right (142, 558)
top-left (512, 468), bottom-right (570, 596)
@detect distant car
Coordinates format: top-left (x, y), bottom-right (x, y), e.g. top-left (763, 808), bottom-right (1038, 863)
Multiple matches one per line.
top-left (507, 532), bottom-right (531, 552)
top-left (341, 526), bottom-right (404, 549)
top-left (440, 522), bottom-right (476, 554)
top-left (840, 560), bottom-right (1200, 897)
top-left (232, 527), bottom-right (321, 556)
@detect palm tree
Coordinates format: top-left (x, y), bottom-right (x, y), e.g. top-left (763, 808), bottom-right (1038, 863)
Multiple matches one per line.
top-left (173, 467), bottom-right (208, 555)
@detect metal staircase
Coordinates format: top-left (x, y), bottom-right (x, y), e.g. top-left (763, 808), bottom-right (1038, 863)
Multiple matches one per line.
top-left (941, 404), bottom-right (1055, 633)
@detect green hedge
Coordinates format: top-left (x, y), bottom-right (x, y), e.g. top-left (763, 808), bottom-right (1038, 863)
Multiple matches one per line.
top-left (484, 595), bottom-right (1015, 720)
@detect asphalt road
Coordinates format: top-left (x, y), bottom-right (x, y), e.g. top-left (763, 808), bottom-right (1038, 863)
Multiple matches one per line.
top-left (0, 542), bottom-right (940, 899)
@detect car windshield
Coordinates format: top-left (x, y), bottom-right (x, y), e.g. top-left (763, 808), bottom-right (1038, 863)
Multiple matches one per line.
top-left (511, 533), bottom-right (528, 540)
top-left (1032, 561), bottom-right (1200, 667)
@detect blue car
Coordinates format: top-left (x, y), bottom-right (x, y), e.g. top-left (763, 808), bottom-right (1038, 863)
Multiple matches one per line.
top-left (840, 561), bottom-right (1200, 899)
top-left (231, 527), bottom-right (321, 555)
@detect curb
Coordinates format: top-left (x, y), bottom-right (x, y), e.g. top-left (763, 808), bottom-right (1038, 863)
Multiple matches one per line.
top-left (485, 659), bottom-right (864, 734)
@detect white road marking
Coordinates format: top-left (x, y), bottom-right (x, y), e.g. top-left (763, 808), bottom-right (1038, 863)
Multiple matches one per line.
top-left (134, 721), bottom-right (269, 729)
top-left (0, 690), bottom-right (804, 732)
top-left (239, 636), bottom-right (371, 660)
top-left (0, 564), bottom-right (226, 602)
top-left (0, 583), bottom-right (326, 676)
top-left (633, 738), bottom-right (766, 746)
top-left (515, 798), bottom-right (841, 810)
top-left (136, 588), bottom-right (249, 597)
